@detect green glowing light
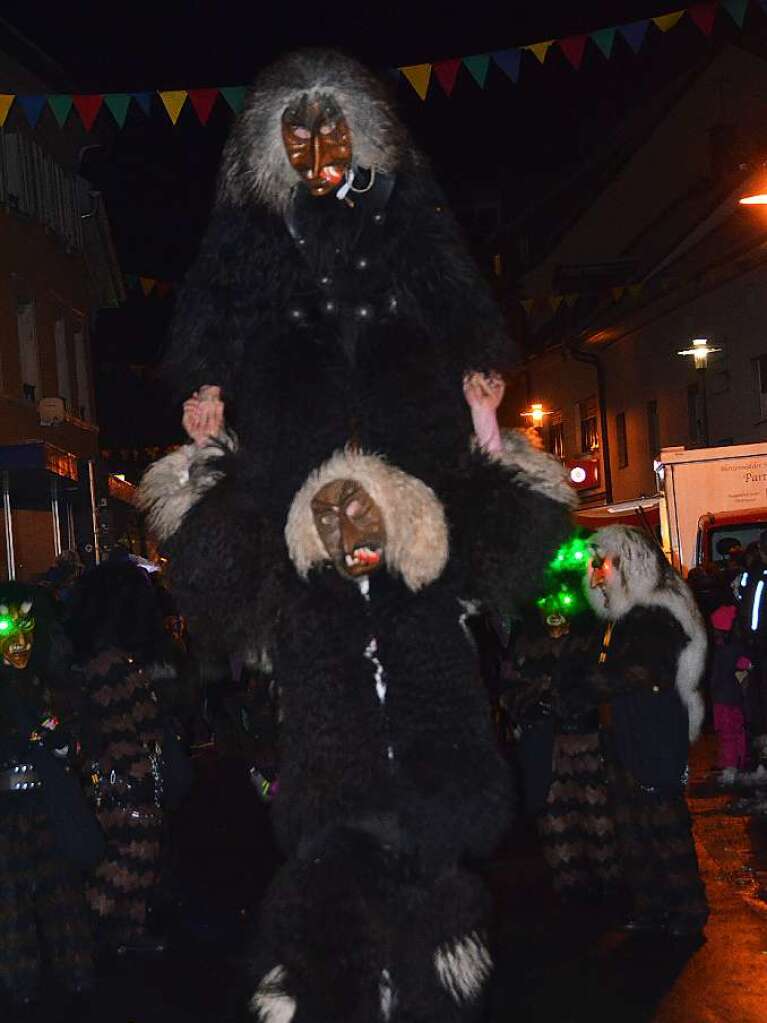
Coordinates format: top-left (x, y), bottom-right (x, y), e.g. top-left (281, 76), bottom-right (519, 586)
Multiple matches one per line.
top-left (0, 618), bottom-right (11, 633)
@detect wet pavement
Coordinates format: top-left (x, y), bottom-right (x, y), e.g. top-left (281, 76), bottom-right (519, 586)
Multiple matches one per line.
top-left (6, 738), bottom-right (767, 1023)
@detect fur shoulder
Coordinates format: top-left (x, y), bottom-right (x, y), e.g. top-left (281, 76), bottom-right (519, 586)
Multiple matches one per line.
top-left (490, 430), bottom-right (577, 509)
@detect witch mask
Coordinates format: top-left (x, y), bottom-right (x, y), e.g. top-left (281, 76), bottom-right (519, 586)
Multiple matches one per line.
top-left (281, 95), bottom-right (351, 197)
top-left (311, 477), bottom-right (386, 580)
top-left (0, 600), bottom-right (35, 670)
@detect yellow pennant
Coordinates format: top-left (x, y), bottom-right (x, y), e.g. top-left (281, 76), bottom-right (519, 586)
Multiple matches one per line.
top-left (0, 94), bottom-right (14, 127)
top-left (612, 286), bottom-right (625, 302)
top-left (140, 277), bottom-right (156, 296)
top-left (400, 64), bottom-right (432, 101)
top-left (158, 90), bottom-right (188, 125)
top-left (526, 40), bottom-right (554, 64)
top-left (548, 294), bottom-right (563, 313)
top-left (653, 10), bottom-right (684, 32)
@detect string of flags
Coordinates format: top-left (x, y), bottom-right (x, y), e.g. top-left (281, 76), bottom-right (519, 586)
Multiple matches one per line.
top-left (123, 274), bottom-right (176, 298)
top-left (0, 3), bottom-right (758, 131)
top-left (398, 1), bottom-right (753, 100)
top-left (517, 282), bottom-right (646, 319)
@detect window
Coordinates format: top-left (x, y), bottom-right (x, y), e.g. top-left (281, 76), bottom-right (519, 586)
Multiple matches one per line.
top-left (16, 297), bottom-right (39, 402)
top-left (753, 355), bottom-right (767, 420)
top-left (549, 413), bottom-right (565, 460)
top-left (54, 318), bottom-right (73, 409)
top-left (74, 329), bottom-right (91, 420)
top-left (646, 400), bottom-right (659, 461)
top-left (578, 397), bottom-right (599, 453)
top-left (616, 412), bottom-right (628, 468)
top-left (0, 133), bottom-right (83, 249)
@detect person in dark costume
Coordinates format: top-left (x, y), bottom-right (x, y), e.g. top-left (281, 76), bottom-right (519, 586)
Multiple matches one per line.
top-left (0, 583), bottom-right (94, 1005)
top-left (577, 526), bottom-right (709, 938)
top-left (68, 562), bottom-right (180, 954)
top-left (163, 48), bottom-right (569, 642)
top-left (140, 435), bottom-right (574, 1022)
top-left (503, 604), bottom-right (620, 901)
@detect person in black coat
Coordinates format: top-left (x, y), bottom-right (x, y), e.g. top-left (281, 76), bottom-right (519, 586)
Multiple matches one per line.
top-left (574, 526), bottom-right (709, 938)
top-left (0, 583), bottom-right (95, 1004)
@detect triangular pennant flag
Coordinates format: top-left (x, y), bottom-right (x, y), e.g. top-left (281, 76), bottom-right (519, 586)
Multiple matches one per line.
top-left (628, 283), bottom-right (644, 300)
top-left (721, 0), bottom-right (749, 28)
top-left (48, 95), bottom-right (72, 128)
top-left (619, 20), bottom-right (650, 53)
top-left (155, 281), bottom-right (172, 299)
top-left (548, 294), bottom-right (564, 313)
top-left (73, 94), bottom-right (104, 131)
top-left (492, 49), bottom-right (522, 83)
top-left (559, 34), bottom-right (588, 71)
top-left (104, 93), bottom-right (132, 128)
top-left (123, 274), bottom-right (138, 289)
top-left (653, 10), bottom-right (685, 32)
top-left (612, 286), bottom-right (625, 302)
top-left (220, 86), bottom-right (246, 113)
top-left (18, 95), bottom-right (46, 128)
top-left (564, 292), bottom-right (579, 308)
top-left (433, 59), bottom-right (461, 97)
top-left (688, 2), bottom-right (718, 36)
top-left (139, 277), bottom-right (156, 296)
top-left (521, 298), bottom-right (535, 315)
top-left (527, 40), bottom-right (554, 64)
top-left (591, 27), bottom-right (616, 59)
top-left (159, 90), bottom-right (188, 125)
top-left (131, 92), bottom-right (152, 116)
top-left (188, 88), bottom-right (219, 124)
top-left (0, 95), bottom-right (14, 127)
top-left (463, 54), bottom-right (490, 88)
top-left (400, 64), bottom-right (432, 100)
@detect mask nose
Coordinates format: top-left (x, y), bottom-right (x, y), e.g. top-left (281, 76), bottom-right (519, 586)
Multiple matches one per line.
top-left (311, 133), bottom-right (322, 180)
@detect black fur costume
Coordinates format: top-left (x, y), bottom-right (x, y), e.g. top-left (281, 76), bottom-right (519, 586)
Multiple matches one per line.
top-left (141, 49), bottom-right (577, 1023)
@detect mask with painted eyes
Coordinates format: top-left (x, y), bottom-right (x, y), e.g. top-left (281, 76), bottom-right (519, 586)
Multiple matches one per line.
top-left (311, 478), bottom-right (386, 580)
top-left (0, 600), bottom-right (36, 670)
top-left (281, 95), bottom-right (352, 197)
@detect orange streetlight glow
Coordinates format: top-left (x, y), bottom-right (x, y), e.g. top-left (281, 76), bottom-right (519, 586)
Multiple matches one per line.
top-left (677, 337), bottom-right (721, 370)
top-left (521, 402), bottom-right (551, 427)
top-left (739, 193), bottom-right (767, 205)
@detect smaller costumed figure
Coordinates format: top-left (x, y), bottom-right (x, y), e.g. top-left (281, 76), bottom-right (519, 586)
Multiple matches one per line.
top-left (502, 537), bottom-right (620, 900)
top-left (68, 562), bottom-right (185, 955)
top-left (579, 526), bottom-right (709, 937)
top-left (0, 583), bottom-right (96, 1004)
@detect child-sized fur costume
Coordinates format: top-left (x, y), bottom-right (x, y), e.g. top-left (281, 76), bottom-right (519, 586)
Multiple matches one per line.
top-left (140, 443), bottom-right (574, 1022)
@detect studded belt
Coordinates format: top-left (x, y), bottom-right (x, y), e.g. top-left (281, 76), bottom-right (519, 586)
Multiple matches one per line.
top-left (0, 764), bottom-right (42, 793)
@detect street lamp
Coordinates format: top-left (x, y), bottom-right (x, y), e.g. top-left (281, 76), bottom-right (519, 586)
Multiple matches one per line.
top-left (739, 192), bottom-right (767, 205)
top-left (677, 338), bottom-right (721, 446)
top-left (521, 402), bottom-right (551, 428)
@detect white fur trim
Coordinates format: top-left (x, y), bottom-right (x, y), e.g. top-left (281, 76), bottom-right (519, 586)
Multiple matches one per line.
top-left (489, 430), bottom-right (577, 508)
top-left (434, 931), bottom-right (492, 1004)
top-left (249, 965), bottom-right (296, 1023)
top-left (588, 526), bottom-right (707, 742)
top-left (379, 968), bottom-right (396, 1021)
top-left (136, 433), bottom-right (237, 542)
top-left (285, 448), bottom-right (449, 592)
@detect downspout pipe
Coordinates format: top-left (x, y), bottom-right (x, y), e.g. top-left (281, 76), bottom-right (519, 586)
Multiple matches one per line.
top-left (567, 343), bottom-right (613, 505)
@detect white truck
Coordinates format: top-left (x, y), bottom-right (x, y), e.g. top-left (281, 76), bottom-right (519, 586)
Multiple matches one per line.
top-left (656, 442), bottom-right (767, 576)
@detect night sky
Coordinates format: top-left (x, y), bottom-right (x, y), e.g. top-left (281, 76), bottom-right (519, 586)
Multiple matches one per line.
top-left (2, 1), bottom-right (765, 465)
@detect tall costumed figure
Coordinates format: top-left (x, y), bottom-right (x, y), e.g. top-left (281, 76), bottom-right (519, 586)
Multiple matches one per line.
top-left (139, 49), bottom-right (576, 1022)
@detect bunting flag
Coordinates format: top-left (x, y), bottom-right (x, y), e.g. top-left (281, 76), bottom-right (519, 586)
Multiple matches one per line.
top-left (123, 274), bottom-right (176, 299)
top-left (517, 281), bottom-right (647, 318)
top-left (0, 2), bottom-right (761, 125)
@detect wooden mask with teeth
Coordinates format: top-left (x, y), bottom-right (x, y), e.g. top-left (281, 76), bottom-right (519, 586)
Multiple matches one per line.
top-left (311, 478), bottom-right (386, 579)
top-left (281, 94), bottom-right (351, 197)
top-left (0, 600), bottom-right (35, 671)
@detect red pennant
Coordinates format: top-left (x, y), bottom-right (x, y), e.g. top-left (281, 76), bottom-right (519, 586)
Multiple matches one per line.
top-left (433, 59), bottom-right (461, 97)
top-left (688, 2), bottom-right (718, 36)
top-left (73, 94), bottom-right (103, 131)
top-left (559, 34), bottom-right (588, 71)
top-left (188, 88), bottom-right (218, 125)
top-left (154, 281), bottom-right (173, 298)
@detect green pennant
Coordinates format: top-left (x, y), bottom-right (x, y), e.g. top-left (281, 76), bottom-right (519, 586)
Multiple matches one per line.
top-left (591, 26), bottom-right (616, 59)
top-left (463, 54), bottom-right (490, 88)
top-left (104, 93), bottom-right (132, 128)
top-left (721, 0), bottom-right (748, 28)
top-left (48, 94), bottom-right (72, 127)
top-left (220, 86), bottom-right (246, 113)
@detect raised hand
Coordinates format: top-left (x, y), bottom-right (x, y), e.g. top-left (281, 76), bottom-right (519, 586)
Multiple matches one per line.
top-left (182, 385), bottom-right (225, 447)
top-left (463, 372), bottom-right (505, 454)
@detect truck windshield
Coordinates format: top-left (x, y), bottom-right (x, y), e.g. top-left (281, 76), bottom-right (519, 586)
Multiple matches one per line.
top-left (709, 523), bottom-right (767, 566)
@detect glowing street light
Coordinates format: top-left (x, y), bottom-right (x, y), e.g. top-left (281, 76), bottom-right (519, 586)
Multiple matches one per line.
top-left (521, 402), bottom-right (551, 427)
top-left (739, 192), bottom-right (767, 205)
top-left (677, 337), bottom-right (721, 371)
